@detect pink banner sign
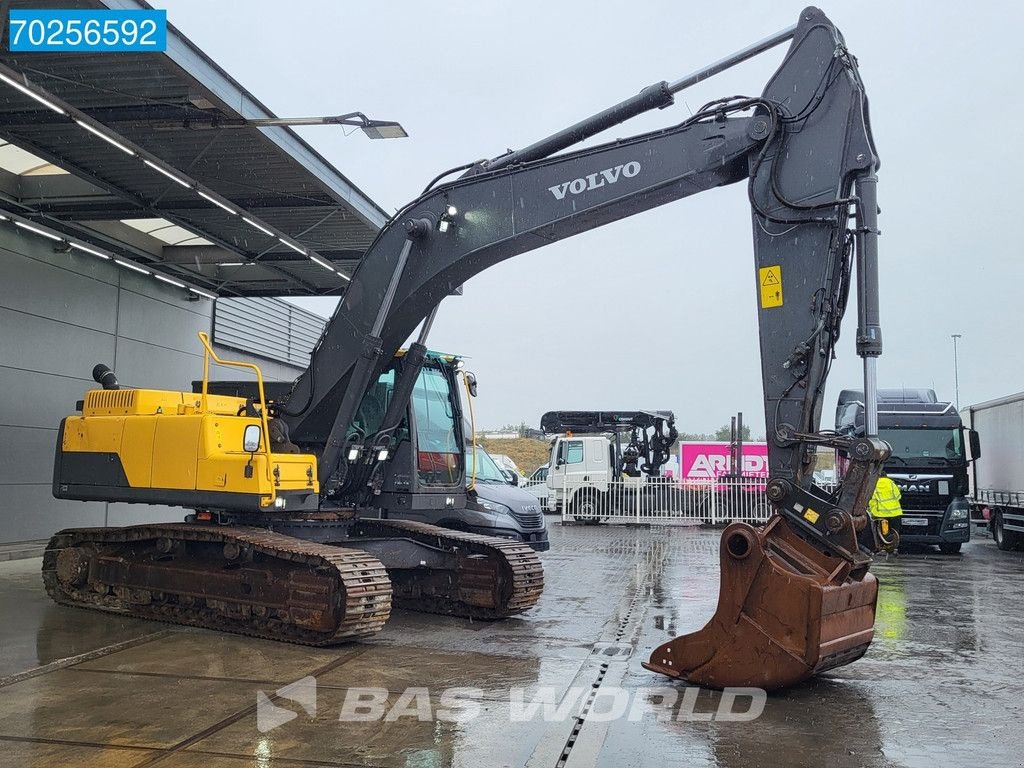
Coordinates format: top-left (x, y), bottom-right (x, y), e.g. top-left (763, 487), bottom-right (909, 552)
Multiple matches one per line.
top-left (679, 441), bottom-right (769, 482)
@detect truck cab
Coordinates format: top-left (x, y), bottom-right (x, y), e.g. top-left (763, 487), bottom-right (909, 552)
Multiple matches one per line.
top-left (836, 388), bottom-right (974, 553)
top-left (546, 435), bottom-right (620, 511)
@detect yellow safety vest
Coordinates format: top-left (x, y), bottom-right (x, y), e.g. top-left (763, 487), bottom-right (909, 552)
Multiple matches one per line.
top-left (869, 476), bottom-right (903, 518)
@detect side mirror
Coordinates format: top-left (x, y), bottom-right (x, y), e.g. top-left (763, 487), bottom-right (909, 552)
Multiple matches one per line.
top-left (465, 372), bottom-right (478, 398)
top-left (243, 424), bottom-right (262, 453)
top-left (969, 429), bottom-right (981, 461)
top-left (501, 469), bottom-right (517, 485)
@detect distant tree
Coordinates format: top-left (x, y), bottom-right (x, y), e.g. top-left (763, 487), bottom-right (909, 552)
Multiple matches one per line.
top-left (678, 431), bottom-right (716, 442)
top-left (714, 423), bottom-right (752, 442)
top-left (497, 421), bottom-right (532, 436)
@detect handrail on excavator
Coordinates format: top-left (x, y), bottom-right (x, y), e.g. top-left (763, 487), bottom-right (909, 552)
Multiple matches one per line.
top-left (196, 331), bottom-right (276, 494)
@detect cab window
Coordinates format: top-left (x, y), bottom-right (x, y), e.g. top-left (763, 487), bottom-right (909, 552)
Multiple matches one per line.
top-left (566, 440), bottom-right (584, 464)
top-left (412, 366), bottom-right (460, 486)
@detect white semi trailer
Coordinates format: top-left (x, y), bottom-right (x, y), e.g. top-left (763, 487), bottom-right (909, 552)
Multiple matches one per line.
top-left (963, 392), bottom-right (1024, 550)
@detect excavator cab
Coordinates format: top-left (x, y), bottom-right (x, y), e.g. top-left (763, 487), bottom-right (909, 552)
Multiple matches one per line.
top-left (344, 351), bottom-right (469, 511)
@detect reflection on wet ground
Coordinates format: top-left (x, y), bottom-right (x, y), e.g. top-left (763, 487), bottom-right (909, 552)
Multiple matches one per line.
top-left (0, 525), bottom-right (1021, 766)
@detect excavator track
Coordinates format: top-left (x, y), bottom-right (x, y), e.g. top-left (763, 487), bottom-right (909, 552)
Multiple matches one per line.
top-left (42, 524), bottom-right (392, 646)
top-left (350, 519), bottom-right (544, 618)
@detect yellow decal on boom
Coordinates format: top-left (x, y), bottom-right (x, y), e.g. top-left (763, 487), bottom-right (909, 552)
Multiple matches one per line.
top-left (804, 508), bottom-right (820, 524)
top-left (759, 265), bottom-right (783, 308)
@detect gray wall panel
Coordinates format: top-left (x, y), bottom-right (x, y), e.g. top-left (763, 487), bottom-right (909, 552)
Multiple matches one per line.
top-left (3, 485), bottom-right (105, 542)
top-left (0, 233), bottom-right (118, 333)
top-left (116, 287), bottom-right (211, 356)
top-left (0, 368), bottom-right (92, 430)
top-left (0, 307), bottom-right (115, 379)
top-left (113, 337), bottom-right (204, 391)
top-left (0, 426), bottom-right (58, 485)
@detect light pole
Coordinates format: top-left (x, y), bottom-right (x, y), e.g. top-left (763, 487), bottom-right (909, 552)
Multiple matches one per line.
top-left (951, 333), bottom-right (962, 409)
top-left (209, 112), bottom-right (408, 139)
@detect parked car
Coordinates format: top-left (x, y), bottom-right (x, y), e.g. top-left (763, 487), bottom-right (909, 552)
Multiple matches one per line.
top-left (490, 453), bottom-right (524, 479)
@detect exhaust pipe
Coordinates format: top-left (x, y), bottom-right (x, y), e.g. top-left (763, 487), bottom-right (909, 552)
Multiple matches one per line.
top-left (92, 364), bottom-right (119, 390)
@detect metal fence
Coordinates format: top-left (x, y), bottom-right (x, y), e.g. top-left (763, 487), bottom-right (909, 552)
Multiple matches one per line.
top-left (559, 476), bottom-right (776, 525)
top-left (518, 478), bottom-right (552, 511)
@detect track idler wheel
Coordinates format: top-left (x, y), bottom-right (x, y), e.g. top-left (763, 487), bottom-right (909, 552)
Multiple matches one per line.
top-left (55, 546), bottom-right (92, 588)
top-left (642, 514), bottom-right (878, 691)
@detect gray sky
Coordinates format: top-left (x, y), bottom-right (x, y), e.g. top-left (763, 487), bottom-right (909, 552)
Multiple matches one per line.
top-left (157, 0), bottom-right (1024, 434)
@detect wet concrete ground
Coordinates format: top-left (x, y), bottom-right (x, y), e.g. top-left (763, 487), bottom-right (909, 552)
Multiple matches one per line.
top-left (0, 523), bottom-right (1021, 767)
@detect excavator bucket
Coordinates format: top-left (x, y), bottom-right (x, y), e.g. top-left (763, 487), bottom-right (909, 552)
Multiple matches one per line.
top-left (643, 515), bottom-right (877, 691)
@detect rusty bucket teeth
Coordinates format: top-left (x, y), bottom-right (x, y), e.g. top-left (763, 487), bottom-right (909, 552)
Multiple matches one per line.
top-left (642, 515), bottom-right (878, 692)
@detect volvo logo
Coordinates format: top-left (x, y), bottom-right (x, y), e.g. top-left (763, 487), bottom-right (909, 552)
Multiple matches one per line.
top-left (548, 161), bottom-right (641, 200)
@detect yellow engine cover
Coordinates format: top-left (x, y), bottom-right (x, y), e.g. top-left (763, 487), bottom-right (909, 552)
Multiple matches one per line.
top-left (56, 387), bottom-right (318, 510)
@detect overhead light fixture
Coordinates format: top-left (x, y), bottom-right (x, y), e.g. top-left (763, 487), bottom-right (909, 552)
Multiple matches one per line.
top-left (74, 119), bottom-right (136, 156)
top-left (240, 111), bottom-right (408, 140)
top-left (14, 220), bottom-right (63, 241)
top-left (0, 72), bottom-right (66, 115)
top-left (197, 190), bottom-right (237, 215)
top-left (279, 238), bottom-right (307, 255)
top-left (153, 273), bottom-right (187, 288)
top-left (359, 121), bottom-right (408, 140)
top-left (69, 241), bottom-right (111, 260)
top-left (4, 207), bottom-right (222, 300)
top-left (143, 159), bottom-right (192, 189)
top-left (242, 217), bottom-right (274, 236)
top-left (309, 254), bottom-right (335, 271)
top-left (115, 259), bottom-right (150, 275)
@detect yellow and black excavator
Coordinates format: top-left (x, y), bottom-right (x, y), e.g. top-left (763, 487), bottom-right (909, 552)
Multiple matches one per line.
top-left (46, 7), bottom-right (890, 690)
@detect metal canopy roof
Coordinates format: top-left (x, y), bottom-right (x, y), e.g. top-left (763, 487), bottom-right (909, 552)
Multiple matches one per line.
top-left (0, 0), bottom-right (388, 297)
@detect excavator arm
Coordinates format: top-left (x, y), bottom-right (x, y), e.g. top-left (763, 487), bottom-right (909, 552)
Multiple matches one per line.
top-left (275, 6), bottom-right (887, 688)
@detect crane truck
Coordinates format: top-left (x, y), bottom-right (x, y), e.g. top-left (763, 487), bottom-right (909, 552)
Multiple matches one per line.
top-left (46, 7), bottom-right (888, 691)
top-left (540, 410), bottom-right (678, 519)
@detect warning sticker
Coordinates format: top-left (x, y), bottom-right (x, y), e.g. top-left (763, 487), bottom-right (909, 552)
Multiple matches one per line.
top-left (803, 508), bottom-right (819, 524)
top-left (759, 265), bottom-right (783, 308)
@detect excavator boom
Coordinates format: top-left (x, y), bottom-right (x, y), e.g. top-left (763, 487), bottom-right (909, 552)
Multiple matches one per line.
top-left (274, 6), bottom-right (886, 688)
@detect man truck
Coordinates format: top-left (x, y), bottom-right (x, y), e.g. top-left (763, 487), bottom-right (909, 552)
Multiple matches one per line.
top-left (836, 389), bottom-right (977, 553)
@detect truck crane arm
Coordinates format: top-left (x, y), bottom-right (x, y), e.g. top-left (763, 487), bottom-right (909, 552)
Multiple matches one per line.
top-left (539, 411), bottom-right (679, 477)
top-left (277, 6), bottom-right (888, 689)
